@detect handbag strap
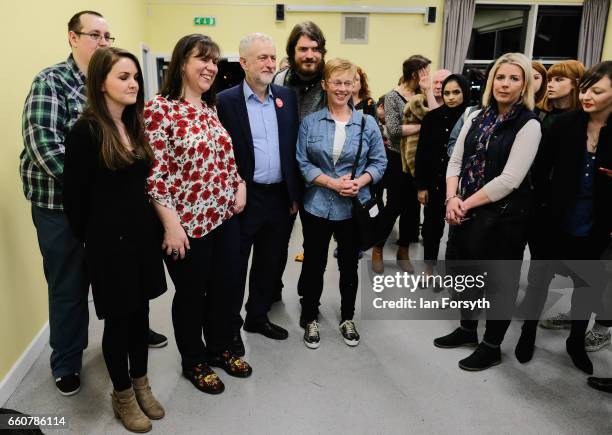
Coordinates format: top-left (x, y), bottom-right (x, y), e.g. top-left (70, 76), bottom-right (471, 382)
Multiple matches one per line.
top-left (350, 116), bottom-right (367, 180)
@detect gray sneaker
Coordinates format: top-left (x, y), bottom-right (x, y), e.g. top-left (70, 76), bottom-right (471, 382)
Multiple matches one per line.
top-left (539, 312), bottom-right (571, 330)
top-left (339, 320), bottom-right (360, 346)
top-left (585, 329), bottom-right (611, 352)
top-left (303, 321), bottom-right (320, 349)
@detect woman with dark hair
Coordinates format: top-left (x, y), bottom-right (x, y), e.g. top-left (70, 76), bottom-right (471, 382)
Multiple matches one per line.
top-left (352, 66), bottom-right (376, 117)
top-left (532, 61), bottom-right (547, 106)
top-left (433, 53), bottom-right (541, 371)
top-left (145, 34), bottom-right (252, 395)
top-left (63, 47), bottom-right (166, 432)
top-left (415, 74), bottom-right (471, 277)
top-left (371, 54), bottom-right (438, 274)
top-left (531, 61), bottom-right (612, 374)
top-left (515, 60), bottom-right (588, 363)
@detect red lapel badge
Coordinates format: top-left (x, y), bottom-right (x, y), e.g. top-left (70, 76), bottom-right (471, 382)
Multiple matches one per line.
top-left (275, 97), bottom-right (284, 108)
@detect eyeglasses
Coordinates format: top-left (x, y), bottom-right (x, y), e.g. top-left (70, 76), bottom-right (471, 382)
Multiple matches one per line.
top-left (75, 32), bottom-right (115, 43)
top-left (327, 80), bottom-right (354, 89)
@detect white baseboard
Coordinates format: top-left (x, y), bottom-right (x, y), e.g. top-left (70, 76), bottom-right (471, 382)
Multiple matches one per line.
top-left (0, 322), bottom-right (49, 407)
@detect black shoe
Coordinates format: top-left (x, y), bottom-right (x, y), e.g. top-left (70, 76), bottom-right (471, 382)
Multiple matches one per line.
top-left (515, 328), bottom-right (536, 364)
top-left (244, 318), bottom-right (289, 340)
top-left (566, 337), bottom-right (593, 374)
top-left (587, 377), bottom-right (612, 393)
top-left (433, 328), bottom-right (478, 349)
top-left (55, 373), bottom-right (80, 396)
top-left (458, 343), bottom-right (501, 371)
top-left (230, 334), bottom-right (245, 357)
top-left (148, 328), bottom-right (168, 348)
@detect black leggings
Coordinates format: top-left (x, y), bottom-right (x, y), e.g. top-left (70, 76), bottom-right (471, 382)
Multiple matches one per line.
top-left (298, 209), bottom-right (360, 323)
top-left (102, 305), bottom-right (149, 391)
top-left (375, 150), bottom-right (420, 248)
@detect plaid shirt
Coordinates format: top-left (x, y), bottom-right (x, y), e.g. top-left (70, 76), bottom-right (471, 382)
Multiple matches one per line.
top-left (20, 55), bottom-right (86, 210)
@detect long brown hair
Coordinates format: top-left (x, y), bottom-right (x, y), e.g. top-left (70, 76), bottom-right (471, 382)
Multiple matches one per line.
top-left (161, 34), bottom-right (220, 106)
top-left (402, 55), bottom-right (431, 93)
top-left (531, 61), bottom-right (547, 105)
top-left (83, 47), bottom-right (153, 169)
top-left (356, 66), bottom-right (371, 100)
top-left (538, 60), bottom-right (585, 112)
top-left (286, 21), bottom-right (327, 70)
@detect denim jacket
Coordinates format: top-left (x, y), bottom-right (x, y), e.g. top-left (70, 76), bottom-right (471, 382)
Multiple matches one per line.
top-left (296, 108), bottom-right (387, 220)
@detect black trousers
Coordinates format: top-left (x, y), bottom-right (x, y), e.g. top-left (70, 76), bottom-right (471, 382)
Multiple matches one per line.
top-left (298, 209), bottom-right (360, 323)
top-left (165, 217), bottom-right (240, 370)
top-left (234, 183), bottom-right (291, 328)
top-left (451, 201), bottom-right (530, 346)
top-left (375, 150), bottom-right (420, 248)
top-left (102, 305), bottom-right (149, 391)
top-left (422, 192), bottom-right (446, 264)
top-left (521, 228), bottom-right (612, 333)
top-left (275, 207), bottom-right (299, 298)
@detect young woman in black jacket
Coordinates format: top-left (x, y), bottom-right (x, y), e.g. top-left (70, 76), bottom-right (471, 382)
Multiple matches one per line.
top-left (415, 74), bottom-right (471, 277)
top-left (530, 61), bottom-right (612, 374)
top-left (63, 48), bottom-right (166, 432)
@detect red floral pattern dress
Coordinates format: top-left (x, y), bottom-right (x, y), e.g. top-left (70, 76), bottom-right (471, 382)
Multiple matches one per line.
top-left (144, 95), bottom-right (240, 238)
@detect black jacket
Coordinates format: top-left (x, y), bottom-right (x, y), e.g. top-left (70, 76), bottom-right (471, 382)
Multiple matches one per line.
top-left (462, 104), bottom-right (538, 197)
top-left (414, 105), bottom-right (464, 193)
top-left (534, 109), bottom-right (612, 245)
top-left (63, 119), bottom-right (166, 319)
top-left (216, 82), bottom-right (302, 206)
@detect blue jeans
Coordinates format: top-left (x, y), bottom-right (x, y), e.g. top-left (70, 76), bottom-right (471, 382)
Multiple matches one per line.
top-left (31, 205), bottom-right (89, 378)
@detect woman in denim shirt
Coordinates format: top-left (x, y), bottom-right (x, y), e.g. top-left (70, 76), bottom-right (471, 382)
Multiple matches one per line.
top-left (296, 58), bottom-right (387, 349)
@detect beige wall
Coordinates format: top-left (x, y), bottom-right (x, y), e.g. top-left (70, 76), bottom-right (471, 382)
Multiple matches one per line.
top-left (602, 3), bottom-right (612, 61)
top-left (1, 0), bottom-right (609, 389)
top-left (145, 0), bottom-right (445, 99)
top-left (0, 0), bottom-right (147, 384)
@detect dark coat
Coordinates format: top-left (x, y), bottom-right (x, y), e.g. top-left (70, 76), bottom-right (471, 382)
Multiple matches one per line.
top-left (216, 82), bottom-right (302, 206)
top-left (534, 109), bottom-right (612, 254)
top-left (63, 119), bottom-right (166, 319)
top-left (414, 105), bottom-right (464, 194)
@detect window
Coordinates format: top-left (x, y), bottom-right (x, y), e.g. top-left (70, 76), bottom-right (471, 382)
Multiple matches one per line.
top-left (342, 14), bottom-right (368, 44)
top-left (463, 3), bottom-right (583, 102)
top-left (467, 5), bottom-right (529, 60)
top-left (533, 6), bottom-right (582, 61)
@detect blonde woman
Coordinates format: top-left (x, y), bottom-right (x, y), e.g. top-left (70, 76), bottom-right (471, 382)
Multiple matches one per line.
top-left (433, 53), bottom-right (541, 371)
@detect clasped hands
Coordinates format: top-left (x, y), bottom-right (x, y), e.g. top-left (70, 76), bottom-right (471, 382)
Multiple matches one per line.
top-left (445, 196), bottom-right (470, 226)
top-left (329, 174), bottom-right (361, 197)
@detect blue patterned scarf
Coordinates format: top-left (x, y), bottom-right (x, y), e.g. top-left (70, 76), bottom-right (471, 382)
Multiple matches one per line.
top-left (460, 104), bottom-right (520, 198)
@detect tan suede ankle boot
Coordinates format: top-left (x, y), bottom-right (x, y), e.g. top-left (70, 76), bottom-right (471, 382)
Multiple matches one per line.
top-left (133, 376), bottom-right (165, 420)
top-left (112, 387), bottom-right (152, 433)
top-left (372, 247), bottom-right (384, 274)
top-left (396, 246), bottom-right (414, 273)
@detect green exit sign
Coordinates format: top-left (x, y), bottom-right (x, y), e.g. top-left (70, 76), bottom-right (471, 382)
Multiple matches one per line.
top-left (194, 16), bottom-right (216, 26)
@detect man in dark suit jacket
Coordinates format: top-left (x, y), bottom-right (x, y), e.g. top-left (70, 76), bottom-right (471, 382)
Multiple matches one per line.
top-left (217, 33), bottom-right (301, 353)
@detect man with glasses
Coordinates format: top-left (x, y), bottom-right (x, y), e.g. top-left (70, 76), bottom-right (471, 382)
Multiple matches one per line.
top-left (19, 10), bottom-right (166, 396)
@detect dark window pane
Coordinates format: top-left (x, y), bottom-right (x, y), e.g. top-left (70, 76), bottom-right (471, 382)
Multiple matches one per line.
top-left (468, 5), bottom-right (528, 59)
top-left (472, 31), bottom-right (495, 59)
top-left (533, 6), bottom-right (582, 60)
top-left (462, 63), bottom-right (492, 106)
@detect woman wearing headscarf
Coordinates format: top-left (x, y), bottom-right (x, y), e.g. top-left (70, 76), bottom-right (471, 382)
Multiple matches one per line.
top-left (415, 74), bottom-right (471, 277)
